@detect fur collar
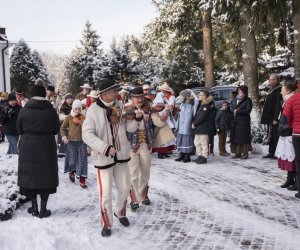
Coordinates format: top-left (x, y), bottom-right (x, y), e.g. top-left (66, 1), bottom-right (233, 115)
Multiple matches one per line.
top-left (201, 95), bottom-right (213, 105)
top-left (268, 84), bottom-right (281, 95)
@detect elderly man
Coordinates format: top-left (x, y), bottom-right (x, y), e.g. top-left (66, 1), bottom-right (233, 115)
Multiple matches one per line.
top-left (76, 83), bottom-right (92, 100)
top-left (82, 79), bottom-right (133, 237)
top-left (261, 73), bottom-right (282, 159)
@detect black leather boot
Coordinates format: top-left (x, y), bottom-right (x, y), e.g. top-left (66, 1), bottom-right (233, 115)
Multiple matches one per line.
top-left (27, 195), bottom-right (39, 217)
top-left (193, 156), bottom-right (203, 163)
top-left (175, 153), bottom-right (184, 162)
top-left (101, 227), bottom-right (112, 237)
top-left (281, 171), bottom-right (294, 188)
top-left (39, 194), bottom-right (51, 218)
top-left (288, 172), bottom-right (297, 190)
top-left (183, 153), bottom-right (191, 163)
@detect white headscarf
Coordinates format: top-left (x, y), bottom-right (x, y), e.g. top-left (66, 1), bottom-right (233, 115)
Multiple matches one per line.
top-left (71, 99), bottom-right (83, 117)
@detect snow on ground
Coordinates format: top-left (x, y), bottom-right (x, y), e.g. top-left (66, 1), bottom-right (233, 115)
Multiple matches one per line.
top-left (0, 141), bottom-right (300, 250)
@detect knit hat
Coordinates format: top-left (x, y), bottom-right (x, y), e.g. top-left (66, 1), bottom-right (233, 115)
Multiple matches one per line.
top-left (7, 93), bottom-right (17, 102)
top-left (130, 86), bottom-right (144, 97)
top-left (72, 99), bottom-right (82, 110)
top-left (64, 93), bottom-right (74, 100)
top-left (46, 85), bottom-right (55, 92)
top-left (99, 79), bottom-right (120, 93)
top-left (0, 92), bottom-right (8, 100)
top-left (31, 85), bottom-right (46, 97)
top-left (35, 78), bottom-right (45, 87)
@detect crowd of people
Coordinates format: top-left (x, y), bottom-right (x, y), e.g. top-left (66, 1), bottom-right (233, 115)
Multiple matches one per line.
top-left (0, 75), bottom-right (299, 237)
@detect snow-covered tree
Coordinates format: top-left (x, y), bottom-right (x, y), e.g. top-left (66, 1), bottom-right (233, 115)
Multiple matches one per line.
top-left (64, 20), bottom-right (103, 93)
top-left (31, 50), bottom-right (50, 84)
top-left (10, 40), bottom-right (49, 94)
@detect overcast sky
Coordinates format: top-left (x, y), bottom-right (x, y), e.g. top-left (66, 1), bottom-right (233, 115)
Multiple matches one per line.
top-left (1, 0), bottom-right (158, 55)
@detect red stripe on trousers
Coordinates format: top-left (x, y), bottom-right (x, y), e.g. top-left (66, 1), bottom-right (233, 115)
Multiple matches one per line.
top-left (97, 169), bottom-right (110, 228)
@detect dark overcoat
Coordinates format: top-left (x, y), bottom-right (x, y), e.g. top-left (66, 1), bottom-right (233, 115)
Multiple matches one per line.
top-left (231, 87), bottom-right (253, 145)
top-left (17, 98), bottom-right (60, 190)
top-left (261, 85), bottom-right (282, 125)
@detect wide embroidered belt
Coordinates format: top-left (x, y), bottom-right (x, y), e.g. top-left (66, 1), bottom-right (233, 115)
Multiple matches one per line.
top-left (137, 130), bottom-right (147, 143)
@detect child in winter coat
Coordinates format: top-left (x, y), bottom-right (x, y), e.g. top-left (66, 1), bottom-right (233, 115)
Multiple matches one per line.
top-left (215, 101), bottom-right (231, 156)
top-left (192, 90), bottom-right (212, 164)
top-left (175, 89), bottom-right (197, 163)
top-left (61, 99), bottom-right (88, 188)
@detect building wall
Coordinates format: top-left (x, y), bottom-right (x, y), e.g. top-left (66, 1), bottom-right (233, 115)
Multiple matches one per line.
top-left (0, 42), bottom-right (11, 93)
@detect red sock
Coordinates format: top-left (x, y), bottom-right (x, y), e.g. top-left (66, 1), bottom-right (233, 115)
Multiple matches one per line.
top-left (80, 177), bottom-right (86, 185)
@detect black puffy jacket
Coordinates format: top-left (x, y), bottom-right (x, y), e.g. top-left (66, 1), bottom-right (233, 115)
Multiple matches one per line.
top-left (0, 103), bottom-right (21, 135)
top-left (193, 96), bottom-right (212, 135)
top-left (230, 86), bottom-right (253, 145)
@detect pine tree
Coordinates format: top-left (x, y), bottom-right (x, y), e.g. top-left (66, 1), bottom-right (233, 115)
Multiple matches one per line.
top-left (31, 50), bottom-right (50, 84)
top-left (10, 40), bottom-right (49, 94)
top-left (64, 20), bottom-right (103, 93)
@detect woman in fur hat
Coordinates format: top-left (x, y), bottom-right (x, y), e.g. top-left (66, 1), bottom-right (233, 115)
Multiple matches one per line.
top-left (61, 99), bottom-right (88, 188)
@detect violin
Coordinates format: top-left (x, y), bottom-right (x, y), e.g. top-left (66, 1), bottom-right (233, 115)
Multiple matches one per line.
top-left (73, 114), bottom-right (85, 125)
top-left (107, 106), bottom-right (121, 124)
top-left (122, 100), bottom-right (166, 120)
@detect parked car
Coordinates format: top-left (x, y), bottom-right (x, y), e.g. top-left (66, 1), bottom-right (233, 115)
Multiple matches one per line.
top-left (191, 86), bottom-right (237, 109)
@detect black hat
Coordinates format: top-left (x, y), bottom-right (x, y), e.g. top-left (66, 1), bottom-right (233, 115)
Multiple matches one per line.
top-left (31, 85), bottom-right (46, 98)
top-left (7, 93), bottom-right (17, 102)
top-left (99, 79), bottom-right (120, 93)
top-left (130, 86), bottom-right (144, 97)
top-left (46, 85), bottom-right (55, 92)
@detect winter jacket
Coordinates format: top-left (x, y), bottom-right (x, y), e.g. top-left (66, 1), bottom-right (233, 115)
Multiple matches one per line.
top-left (215, 108), bottom-right (231, 132)
top-left (193, 96), bottom-right (212, 135)
top-left (0, 103), bottom-right (21, 135)
top-left (61, 114), bottom-right (84, 141)
top-left (282, 92), bottom-right (300, 136)
top-left (82, 99), bottom-right (133, 169)
top-left (17, 98), bottom-right (60, 190)
top-left (59, 102), bottom-right (72, 122)
top-left (261, 85), bottom-right (282, 125)
top-left (230, 93), bottom-right (252, 145)
top-left (176, 102), bottom-right (194, 135)
top-left (208, 101), bottom-right (217, 136)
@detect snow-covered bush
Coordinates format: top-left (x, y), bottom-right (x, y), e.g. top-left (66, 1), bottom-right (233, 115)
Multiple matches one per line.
top-left (251, 123), bottom-right (268, 144)
top-left (0, 155), bottom-right (24, 221)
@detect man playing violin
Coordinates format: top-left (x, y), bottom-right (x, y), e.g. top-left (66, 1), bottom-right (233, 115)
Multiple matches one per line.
top-left (125, 87), bottom-right (155, 210)
top-left (82, 79), bottom-right (134, 237)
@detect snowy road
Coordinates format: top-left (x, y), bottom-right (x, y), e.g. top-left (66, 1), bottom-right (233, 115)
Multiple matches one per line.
top-left (0, 142), bottom-right (300, 250)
